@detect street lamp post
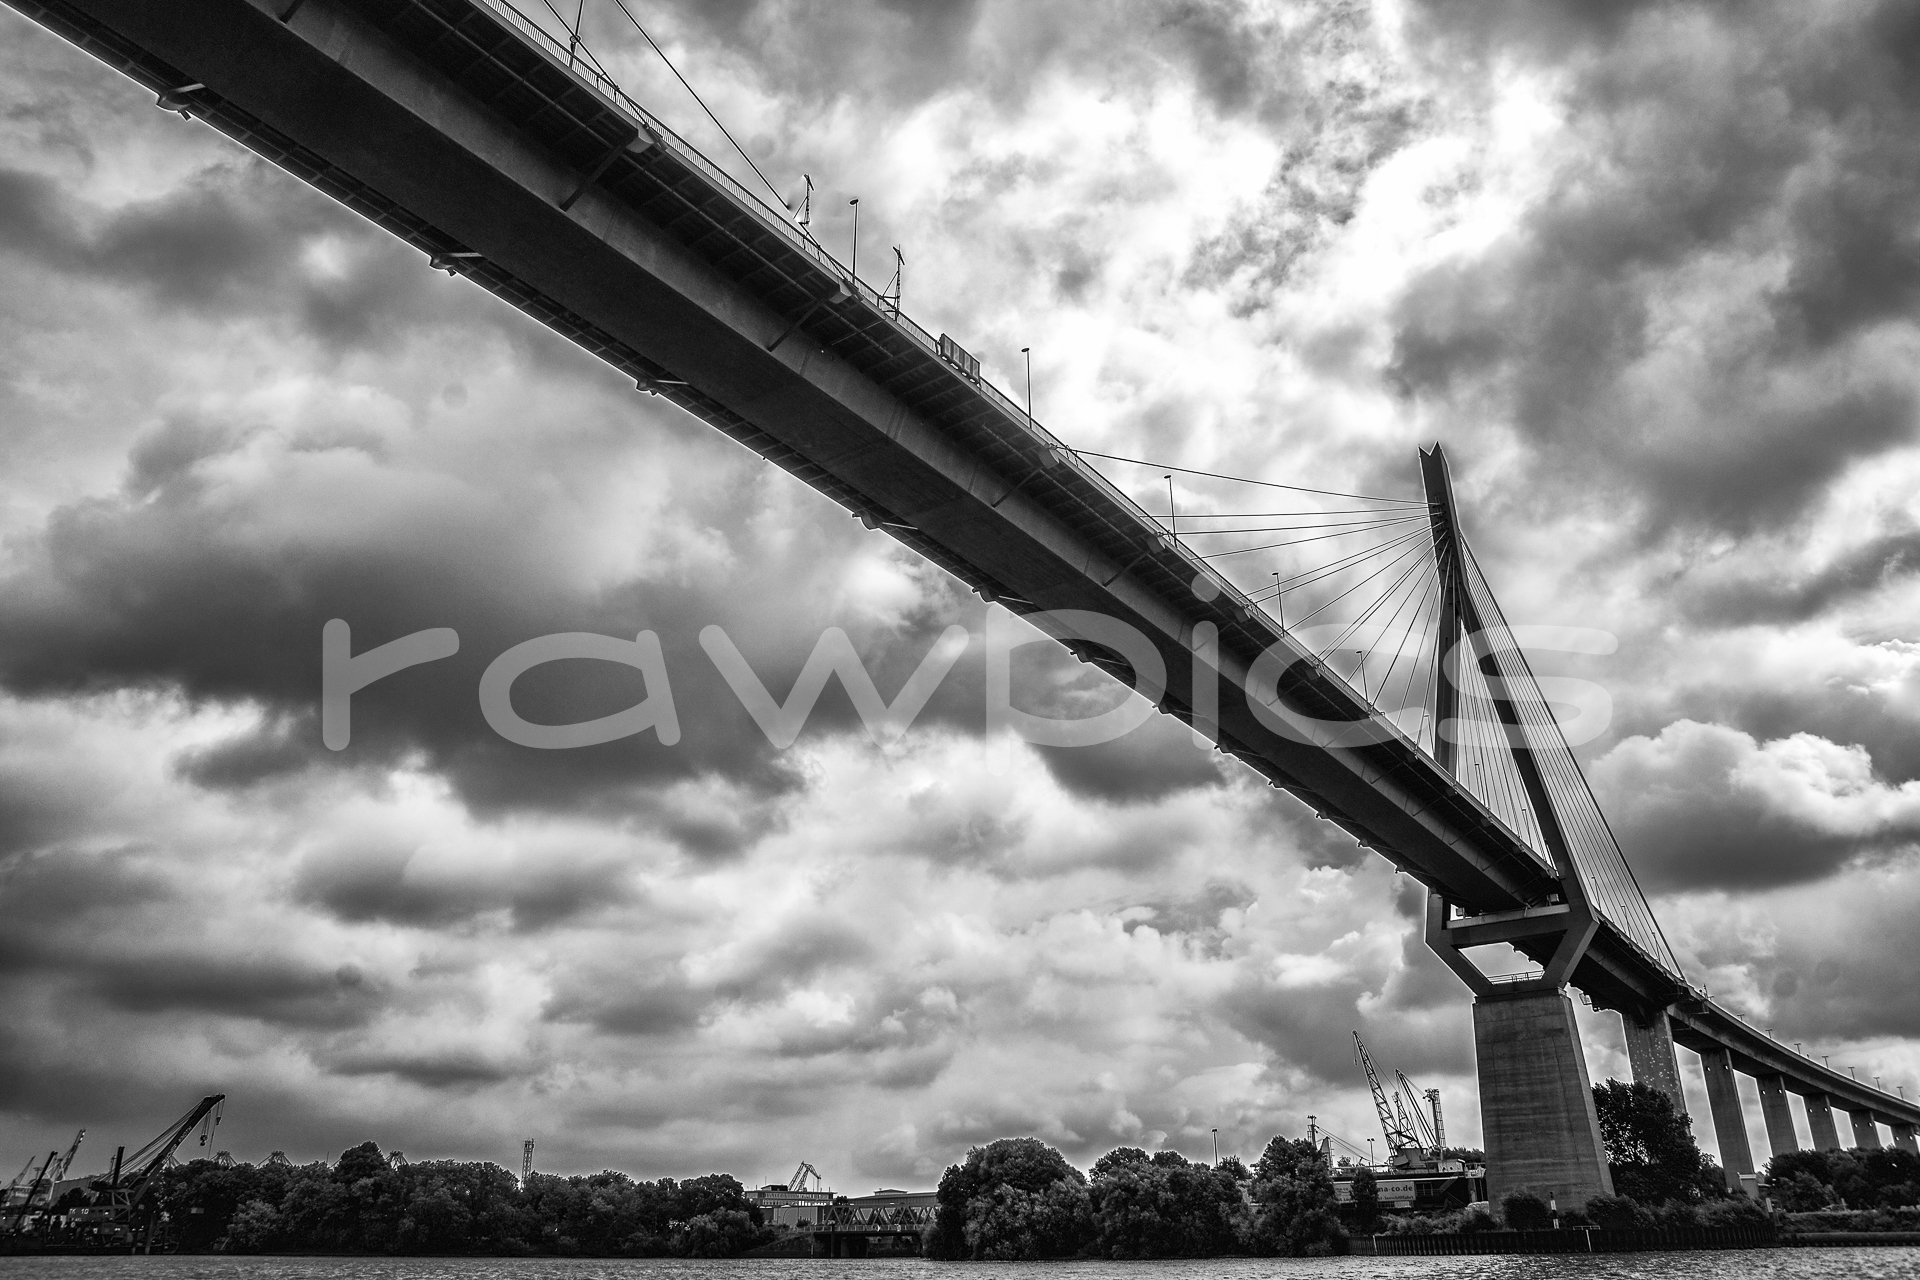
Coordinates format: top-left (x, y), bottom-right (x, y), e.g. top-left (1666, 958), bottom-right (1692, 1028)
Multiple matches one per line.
top-left (848, 197), bottom-right (860, 282)
top-left (1020, 347), bottom-right (1032, 425)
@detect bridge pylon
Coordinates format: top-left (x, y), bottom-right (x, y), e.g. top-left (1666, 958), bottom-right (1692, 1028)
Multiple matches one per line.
top-left (1416, 445), bottom-right (1612, 1211)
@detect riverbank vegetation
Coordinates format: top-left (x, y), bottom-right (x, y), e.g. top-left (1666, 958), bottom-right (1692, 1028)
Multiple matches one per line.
top-left (923, 1135), bottom-right (1346, 1259)
top-left (145, 1143), bottom-right (778, 1256)
top-left (134, 1095), bottom-right (1913, 1258)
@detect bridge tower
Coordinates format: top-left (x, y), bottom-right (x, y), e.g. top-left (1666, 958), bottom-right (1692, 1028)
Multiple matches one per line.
top-left (1415, 445), bottom-right (1613, 1211)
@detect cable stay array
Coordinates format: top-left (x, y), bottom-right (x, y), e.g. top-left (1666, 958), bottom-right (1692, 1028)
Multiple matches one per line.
top-left (1084, 448), bottom-right (1681, 980)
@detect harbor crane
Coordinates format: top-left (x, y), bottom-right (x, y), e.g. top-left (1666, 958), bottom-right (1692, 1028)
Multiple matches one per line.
top-left (1354, 1032), bottom-right (1422, 1167)
top-left (1352, 1033), bottom-right (1447, 1168)
top-left (88, 1095), bottom-right (224, 1237)
top-left (788, 1161), bottom-right (825, 1192)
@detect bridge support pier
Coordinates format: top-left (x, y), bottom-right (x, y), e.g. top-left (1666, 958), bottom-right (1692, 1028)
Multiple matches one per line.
top-left (1700, 1048), bottom-right (1755, 1194)
top-left (1805, 1093), bottom-right (1843, 1151)
top-left (1894, 1124), bottom-right (1919, 1155)
top-left (1852, 1112), bottom-right (1883, 1149)
top-left (1756, 1074), bottom-right (1799, 1158)
top-left (1621, 1008), bottom-right (1685, 1112)
top-left (1472, 988), bottom-right (1613, 1211)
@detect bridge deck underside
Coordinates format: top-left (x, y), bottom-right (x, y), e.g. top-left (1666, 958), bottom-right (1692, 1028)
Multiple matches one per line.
top-left (8, 0), bottom-right (1715, 1022)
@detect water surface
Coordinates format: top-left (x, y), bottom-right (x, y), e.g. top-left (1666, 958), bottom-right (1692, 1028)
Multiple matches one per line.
top-left (2, 1252), bottom-right (1918, 1280)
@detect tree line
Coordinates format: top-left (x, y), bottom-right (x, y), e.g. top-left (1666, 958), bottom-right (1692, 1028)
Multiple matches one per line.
top-left (110, 1077), bottom-right (1903, 1257)
top-left (924, 1136), bottom-right (1347, 1259)
top-left (143, 1142), bottom-right (777, 1256)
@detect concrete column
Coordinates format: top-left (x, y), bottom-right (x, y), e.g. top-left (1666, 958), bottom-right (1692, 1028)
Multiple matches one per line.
top-left (1473, 988), bottom-right (1613, 1210)
top-left (1894, 1124), bottom-right (1918, 1155)
top-left (1621, 1008), bottom-right (1685, 1113)
top-left (1851, 1112), bottom-right (1883, 1150)
top-left (1805, 1093), bottom-right (1843, 1151)
top-left (1699, 1048), bottom-right (1755, 1194)
top-left (1756, 1075), bottom-right (1799, 1160)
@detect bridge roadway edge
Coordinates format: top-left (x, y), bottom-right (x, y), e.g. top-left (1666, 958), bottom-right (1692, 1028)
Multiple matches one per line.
top-left (14, 0), bottom-right (1920, 1162)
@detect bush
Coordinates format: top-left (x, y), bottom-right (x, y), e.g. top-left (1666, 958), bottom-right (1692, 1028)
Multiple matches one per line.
top-left (1785, 1207), bottom-right (1920, 1234)
top-left (1699, 1197), bottom-right (1771, 1228)
top-left (1500, 1191), bottom-right (1552, 1230)
top-left (1774, 1171), bottom-right (1837, 1212)
top-left (1583, 1194), bottom-right (1652, 1229)
top-left (1455, 1207), bottom-right (1497, 1234)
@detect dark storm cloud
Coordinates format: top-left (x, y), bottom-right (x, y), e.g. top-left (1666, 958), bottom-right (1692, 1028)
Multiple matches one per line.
top-left (547, 973), bottom-right (707, 1037)
top-left (0, 159), bottom-right (459, 350)
top-left (545, 914), bottom-right (874, 1038)
top-left (1681, 529), bottom-right (1920, 626)
top-left (84, 954), bottom-right (381, 1028)
top-left (327, 1051), bottom-right (519, 1088)
top-left (0, 853), bottom-right (383, 1027)
top-left (291, 838), bottom-right (641, 932)
top-left (1592, 720), bottom-right (1920, 892)
top-left (1218, 949), bottom-right (1473, 1086)
top-left (1388, 0), bottom-right (1920, 535)
top-left (0, 848), bottom-right (171, 926)
top-left (1032, 714), bottom-right (1224, 803)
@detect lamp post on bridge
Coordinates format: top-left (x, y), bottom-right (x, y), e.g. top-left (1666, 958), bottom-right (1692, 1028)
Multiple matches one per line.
top-left (1211, 1128), bottom-right (1219, 1166)
top-left (848, 197), bottom-right (860, 283)
top-left (1020, 346), bottom-right (1032, 426)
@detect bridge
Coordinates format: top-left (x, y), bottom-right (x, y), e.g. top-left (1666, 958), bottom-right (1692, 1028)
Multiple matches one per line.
top-left (811, 1190), bottom-right (936, 1257)
top-left (14, 0), bottom-right (1917, 1208)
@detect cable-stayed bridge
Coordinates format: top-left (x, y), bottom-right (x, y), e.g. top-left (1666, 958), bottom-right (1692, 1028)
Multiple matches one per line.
top-left (13, 0), bottom-right (1917, 1207)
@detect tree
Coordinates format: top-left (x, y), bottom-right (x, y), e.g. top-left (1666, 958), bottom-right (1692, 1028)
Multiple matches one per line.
top-left (1088, 1149), bottom-right (1247, 1258)
top-left (1592, 1079), bottom-right (1714, 1204)
top-left (1246, 1135), bottom-right (1344, 1256)
top-left (926, 1138), bottom-right (1092, 1260)
top-left (1349, 1167), bottom-right (1379, 1232)
top-left (1089, 1147), bottom-right (1150, 1180)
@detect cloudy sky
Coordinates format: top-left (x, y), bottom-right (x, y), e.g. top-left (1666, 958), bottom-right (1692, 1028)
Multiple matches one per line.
top-left (3, 0), bottom-right (1919, 1188)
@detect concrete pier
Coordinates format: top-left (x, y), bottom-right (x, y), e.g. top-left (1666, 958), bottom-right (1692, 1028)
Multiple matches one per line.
top-left (1700, 1048), bottom-right (1755, 1193)
top-left (1473, 989), bottom-right (1613, 1209)
top-left (1757, 1075), bottom-right (1799, 1158)
top-left (1895, 1124), bottom-right (1919, 1156)
top-left (1622, 1009), bottom-right (1686, 1112)
top-left (1805, 1093), bottom-right (1843, 1151)
top-left (1852, 1112), bottom-right (1883, 1149)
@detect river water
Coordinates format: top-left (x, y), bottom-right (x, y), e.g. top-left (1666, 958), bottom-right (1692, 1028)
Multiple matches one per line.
top-left (1, 1253), bottom-right (1917, 1280)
